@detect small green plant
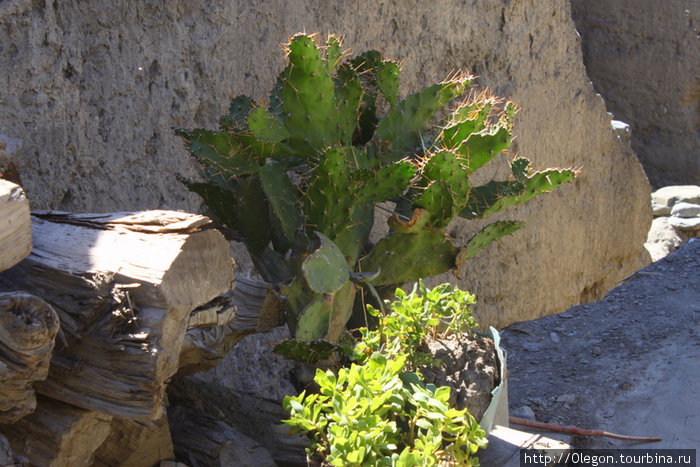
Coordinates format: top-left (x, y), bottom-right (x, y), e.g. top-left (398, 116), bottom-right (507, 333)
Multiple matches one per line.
top-left (352, 281), bottom-right (477, 369)
top-left (283, 283), bottom-right (488, 466)
top-left (284, 353), bottom-right (487, 466)
top-left (176, 33), bottom-right (576, 342)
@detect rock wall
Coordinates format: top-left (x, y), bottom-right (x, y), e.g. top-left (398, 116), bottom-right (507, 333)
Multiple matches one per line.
top-left (0, 0), bottom-right (651, 327)
top-left (570, 1), bottom-right (699, 189)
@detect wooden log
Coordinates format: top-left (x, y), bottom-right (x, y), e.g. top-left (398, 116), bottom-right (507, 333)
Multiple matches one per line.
top-left (167, 376), bottom-right (307, 466)
top-left (168, 405), bottom-right (276, 467)
top-left (0, 433), bottom-right (18, 466)
top-left (0, 210), bottom-right (234, 419)
top-left (0, 292), bottom-right (59, 423)
top-left (92, 410), bottom-right (174, 467)
top-left (177, 276), bottom-right (285, 376)
top-left (0, 179), bottom-right (31, 273)
top-left (0, 396), bottom-right (113, 467)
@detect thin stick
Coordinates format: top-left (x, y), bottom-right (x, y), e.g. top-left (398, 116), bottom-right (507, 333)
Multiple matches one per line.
top-left (509, 416), bottom-right (662, 442)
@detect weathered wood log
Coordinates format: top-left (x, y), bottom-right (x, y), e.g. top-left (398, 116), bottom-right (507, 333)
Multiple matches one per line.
top-left (0, 433), bottom-right (18, 466)
top-left (0, 210), bottom-right (234, 419)
top-left (92, 410), bottom-right (174, 467)
top-left (167, 376), bottom-right (307, 466)
top-left (168, 404), bottom-right (276, 467)
top-left (0, 292), bottom-right (59, 423)
top-left (0, 179), bottom-right (31, 273)
top-left (0, 396), bottom-right (113, 467)
top-left (177, 275), bottom-right (285, 376)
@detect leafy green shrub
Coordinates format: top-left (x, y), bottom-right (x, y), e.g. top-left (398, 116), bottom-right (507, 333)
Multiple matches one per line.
top-left (284, 354), bottom-right (487, 467)
top-left (176, 33), bottom-right (576, 341)
top-left (283, 283), bottom-right (488, 466)
top-left (353, 281), bottom-right (477, 369)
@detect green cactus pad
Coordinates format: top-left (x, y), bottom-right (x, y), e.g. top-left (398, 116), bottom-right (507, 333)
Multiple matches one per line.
top-left (248, 107), bottom-right (290, 143)
top-left (325, 281), bottom-right (356, 342)
top-left (295, 295), bottom-right (331, 340)
top-left (415, 181), bottom-right (455, 227)
top-left (302, 232), bottom-right (351, 294)
top-left (511, 157), bottom-right (531, 180)
top-left (376, 78), bottom-right (470, 160)
top-left (458, 221), bottom-right (524, 262)
top-left (387, 208), bottom-right (431, 233)
top-left (360, 229), bottom-right (457, 287)
top-left (355, 161), bottom-right (415, 203)
top-left (458, 126), bottom-right (512, 173)
top-left (219, 95), bottom-right (255, 131)
top-left (304, 146), bottom-right (354, 238)
top-left (334, 63), bottom-right (363, 145)
top-left (440, 101), bottom-right (493, 149)
top-left (234, 176), bottom-right (271, 256)
top-left (258, 161), bottom-right (302, 247)
top-left (325, 34), bottom-right (343, 72)
top-left (376, 60), bottom-right (400, 106)
top-left (177, 176), bottom-right (239, 232)
top-left (460, 168), bottom-right (576, 219)
top-left (281, 34), bottom-right (338, 156)
top-left (175, 128), bottom-right (260, 175)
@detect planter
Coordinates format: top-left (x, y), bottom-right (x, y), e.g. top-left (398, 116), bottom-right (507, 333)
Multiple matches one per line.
top-left (478, 326), bottom-right (508, 434)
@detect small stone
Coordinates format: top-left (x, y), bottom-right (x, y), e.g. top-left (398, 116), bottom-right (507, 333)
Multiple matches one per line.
top-left (592, 346), bottom-right (602, 356)
top-left (556, 394), bottom-right (576, 404)
top-left (522, 342), bottom-right (541, 352)
top-left (670, 202), bottom-right (700, 218)
top-left (512, 405), bottom-right (536, 420)
top-left (550, 332), bottom-right (560, 343)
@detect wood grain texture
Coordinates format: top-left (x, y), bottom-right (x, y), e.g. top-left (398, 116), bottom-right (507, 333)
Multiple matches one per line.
top-left (0, 211), bottom-right (234, 419)
top-left (0, 292), bottom-right (59, 423)
top-left (0, 179), bottom-right (31, 273)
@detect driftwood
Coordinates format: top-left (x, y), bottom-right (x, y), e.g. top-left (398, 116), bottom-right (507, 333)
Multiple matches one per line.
top-left (168, 405), bottom-right (276, 467)
top-left (0, 210), bottom-right (234, 419)
top-left (92, 410), bottom-right (175, 467)
top-left (0, 179), bottom-right (31, 273)
top-left (177, 276), bottom-right (285, 376)
top-left (0, 292), bottom-right (59, 423)
top-left (0, 396), bottom-right (113, 467)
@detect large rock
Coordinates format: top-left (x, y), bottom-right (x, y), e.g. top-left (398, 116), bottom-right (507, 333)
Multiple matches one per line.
top-left (0, 0), bottom-right (650, 327)
top-left (570, 1), bottom-right (699, 188)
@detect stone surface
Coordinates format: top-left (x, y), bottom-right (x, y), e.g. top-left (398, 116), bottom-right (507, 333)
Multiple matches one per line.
top-left (0, 0), bottom-right (651, 328)
top-left (651, 185), bottom-right (700, 215)
top-left (671, 202), bottom-right (700, 219)
top-left (503, 238), bottom-right (700, 449)
top-left (570, 1), bottom-right (699, 188)
top-left (644, 217), bottom-right (683, 262)
top-left (668, 215), bottom-right (700, 232)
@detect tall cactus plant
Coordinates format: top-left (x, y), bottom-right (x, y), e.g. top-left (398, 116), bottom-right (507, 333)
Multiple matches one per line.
top-left (176, 33), bottom-right (575, 342)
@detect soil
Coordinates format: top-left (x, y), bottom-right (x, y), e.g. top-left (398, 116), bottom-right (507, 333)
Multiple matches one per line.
top-left (501, 238), bottom-right (699, 449)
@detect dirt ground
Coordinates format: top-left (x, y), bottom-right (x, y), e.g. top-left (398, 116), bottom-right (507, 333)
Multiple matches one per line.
top-left (501, 238), bottom-right (699, 450)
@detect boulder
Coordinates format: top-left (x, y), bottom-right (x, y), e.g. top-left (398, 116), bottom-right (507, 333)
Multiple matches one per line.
top-left (0, 0), bottom-right (651, 327)
top-left (645, 217), bottom-right (684, 262)
top-left (570, 1), bottom-right (699, 188)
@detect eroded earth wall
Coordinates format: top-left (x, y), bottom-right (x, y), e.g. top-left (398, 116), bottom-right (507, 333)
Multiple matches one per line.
top-left (0, 0), bottom-right (651, 327)
top-left (570, 1), bottom-right (699, 188)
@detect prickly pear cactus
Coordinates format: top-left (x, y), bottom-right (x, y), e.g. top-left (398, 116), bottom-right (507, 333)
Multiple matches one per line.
top-left (176, 33), bottom-right (576, 342)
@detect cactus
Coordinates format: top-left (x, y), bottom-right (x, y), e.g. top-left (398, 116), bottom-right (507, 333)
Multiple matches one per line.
top-left (176, 33), bottom-right (576, 342)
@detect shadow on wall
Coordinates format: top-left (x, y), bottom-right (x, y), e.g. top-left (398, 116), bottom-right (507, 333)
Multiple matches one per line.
top-left (570, 0), bottom-right (699, 188)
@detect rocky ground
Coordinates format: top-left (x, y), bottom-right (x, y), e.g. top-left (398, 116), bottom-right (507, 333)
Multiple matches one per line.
top-left (502, 237), bottom-right (699, 450)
